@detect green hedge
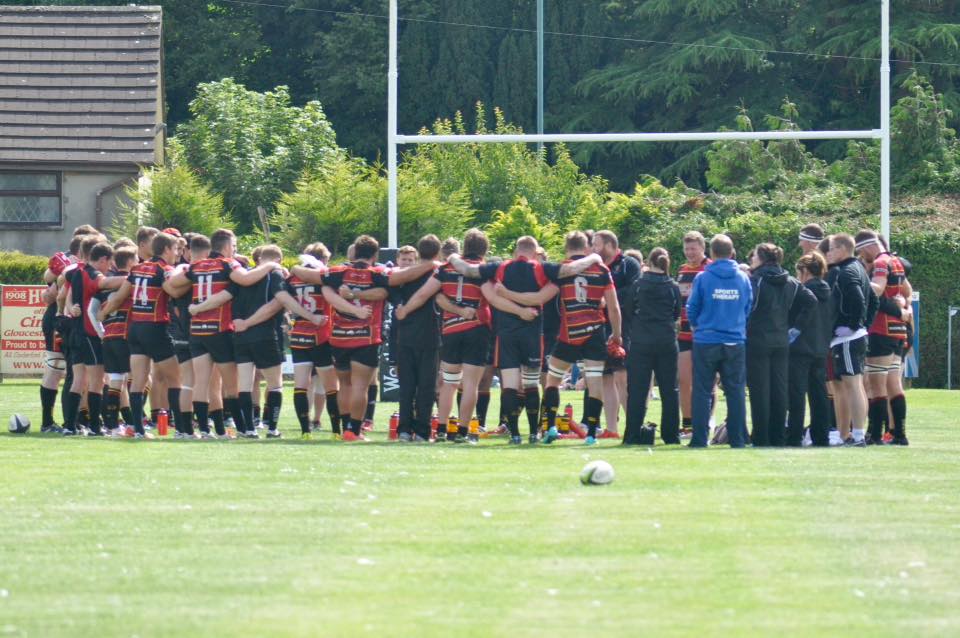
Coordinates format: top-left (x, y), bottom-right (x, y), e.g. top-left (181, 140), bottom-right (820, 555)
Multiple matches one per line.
top-left (0, 252), bottom-right (49, 285)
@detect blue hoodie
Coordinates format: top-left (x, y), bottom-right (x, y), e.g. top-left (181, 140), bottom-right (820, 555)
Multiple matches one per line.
top-left (686, 259), bottom-right (753, 344)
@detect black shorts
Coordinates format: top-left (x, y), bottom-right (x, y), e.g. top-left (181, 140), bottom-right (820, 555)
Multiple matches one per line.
top-left (332, 344), bottom-right (380, 371)
top-left (189, 333), bottom-right (236, 364)
top-left (495, 329), bottom-right (543, 370)
top-left (830, 336), bottom-right (867, 379)
top-left (56, 316), bottom-right (73, 358)
top-left (867, 334), bottom-right (904, 358)
top-left (128, 322), bottom-right (176, 362)
top-left (174, 339), bottom-right (192, 364)
top-left (678, 339), bottom-right (693, 353)
top-left (291, 342), bottom-right (333, 368)
top-left (541, 332), bottom-right (558, 373)
top-left (550, 331), bottom-right (607, 366)
top-left (69, 331), bottom-right (103, 366)
top-left (233, 337), bottom-right (284, 369)
top-left (441, 327), bottom-right (490, 367)
top-left (42, 305), bottom-right (61, 353)
top-left (102, 339), bottom-right (130, 375)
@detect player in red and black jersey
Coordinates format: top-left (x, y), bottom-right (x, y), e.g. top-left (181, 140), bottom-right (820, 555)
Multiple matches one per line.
top-left (168, 230), bottom-right (284, 438)
top-left (98, 232), bottom-right (189, 438)
top-left (856, 230), bottom-right (913, 445)
top-left (494, 232), bottom-right (620, 445)
top-left (188, 244), bottom-right (313, 438)
top-left (63, 240), bottom-right (126, 435)
top-left (37, 233), bottom-right (84, 433)
top-left (290, 234), bottom-right (436, 440)
top-left (450, 235), bottom-right (602, 443)
top-left (398, 229), bottom-right (532, 442)
top-left (274, 242), bottom-right (338, 438)
top-left (100, 246), bottom-right (138, 435)
top-left (676, 231), bottom-right (712, 435)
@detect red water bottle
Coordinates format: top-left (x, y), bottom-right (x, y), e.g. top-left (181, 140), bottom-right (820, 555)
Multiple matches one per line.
top-left (157, 409), bottom-right (169, 437)
top-left (430, 414), bottom-right (439, 440)
top-left (389, 412), bottom-right (399, 440)
top-left (563, 403), bottom-right (574, 423)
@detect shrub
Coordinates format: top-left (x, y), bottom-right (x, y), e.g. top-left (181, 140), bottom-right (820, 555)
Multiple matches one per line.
top-left (112, 151), bottom-right (231, 241)
top-left (0, 252), bottom-right (49, 285)
top-left (272, 157), bottom-right (472, 257)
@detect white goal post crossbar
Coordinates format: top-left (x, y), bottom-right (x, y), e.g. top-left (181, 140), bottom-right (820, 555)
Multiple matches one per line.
top-left (386, 0), bottom-right (892, 247)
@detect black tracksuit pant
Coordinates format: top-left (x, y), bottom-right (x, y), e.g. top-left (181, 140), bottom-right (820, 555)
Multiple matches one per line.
top-left (625, 341), bottom-right (680, 444)
top-left (397, 341), bottom-right (438, 440)
top-left (746, 343), bottom-right (789, 446)
top-left (787, 354), bottom-right (830, 447)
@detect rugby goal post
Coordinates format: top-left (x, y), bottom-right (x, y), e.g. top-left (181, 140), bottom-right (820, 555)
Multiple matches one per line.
top-left (386, 0), bottom-right (892, 247)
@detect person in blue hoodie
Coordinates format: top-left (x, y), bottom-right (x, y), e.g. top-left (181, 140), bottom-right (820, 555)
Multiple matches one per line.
top-left (685, 234), bottom-right (753, 447)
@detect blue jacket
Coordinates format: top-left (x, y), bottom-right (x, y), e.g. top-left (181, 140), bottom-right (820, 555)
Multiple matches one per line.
top-left (686, 259), bottom-right (753, 344)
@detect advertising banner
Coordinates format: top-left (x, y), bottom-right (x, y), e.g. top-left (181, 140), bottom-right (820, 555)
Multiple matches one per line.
top-left (1, 285), bottom-right (47, 375)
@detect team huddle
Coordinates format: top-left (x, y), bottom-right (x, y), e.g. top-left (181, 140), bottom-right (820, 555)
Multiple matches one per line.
top-left (32, 219), bottom-right (912, 447)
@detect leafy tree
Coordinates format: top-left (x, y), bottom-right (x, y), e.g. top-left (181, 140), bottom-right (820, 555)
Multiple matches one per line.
top-left (271, 156), bottom-right (472, 257)
top-left (404, 103), bottom-right (607, 228)
top-left (111, 142), bottom-right (230, 240)
top-left (485, 197), bottom-right (561, 256)
top-left (176, 79), bottom-right (343, 232)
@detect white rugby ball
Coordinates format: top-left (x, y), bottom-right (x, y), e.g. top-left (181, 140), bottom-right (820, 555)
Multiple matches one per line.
top-left (580, 459), bottom-right (615, 485)
top-left (8, 414), bottom-right (30, 434)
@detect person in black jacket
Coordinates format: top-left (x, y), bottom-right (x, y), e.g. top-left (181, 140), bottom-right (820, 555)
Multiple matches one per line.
top-left (787, 251), bottom-right (834, 446)
top-left (746, 243), bottom-right (817, 446)
top-left (621, 248), bottom-right (682, 444)
top-left (824, 233), bottom-right (879, 445)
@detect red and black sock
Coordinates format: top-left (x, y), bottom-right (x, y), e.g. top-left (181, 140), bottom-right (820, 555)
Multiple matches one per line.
top-left (585, 396), bottom-right (604, 438)
top-left (579, 388), bottom-right (590, 426)
top-left (40, 386), bottom-right (58, 427)
top-left (168, 388), bottom-right (190, 434)
top-left (294, 388), bottom-right (311, 434)
top-left (867, 396), bottom-right (888, 442)
top-left (543, 386), bottom-right (560, 430)
top-left (238, 392), bottom-right (254, 434)
top-left (104, 387), bottom-right (121, 430)
top-left (225, 396), bottom-right (245, 433)
top-left (524, 387), bottom-right (540, 436)
top-left (86, 392), bottom-right (102, 434)
top-left (130, 392), bottom-right (145, 435)
top-left (64, 391), bottom-right (82, 432)
top-left (265, 390), bottom-right (283, 430)
top-left (476, 391), bottom-right (490, 427)
top-left (326, 391), bottom-right (341, 434)
top-left (194, 401), bottom-right (210, 434)
top-left (501, 389), bottom-right (520, 437)
top-left (210, 408), bottom-right (225, 436)
top-left (890, 394), bottom-right (907, 439)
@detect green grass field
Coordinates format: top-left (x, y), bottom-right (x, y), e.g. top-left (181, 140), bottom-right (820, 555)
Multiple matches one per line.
top-left (1, 380), bottom-right (959, 637)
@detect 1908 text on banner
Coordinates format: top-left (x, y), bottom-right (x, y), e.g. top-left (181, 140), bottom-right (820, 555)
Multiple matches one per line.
top-left (1, 285), bottom-right (47, 375)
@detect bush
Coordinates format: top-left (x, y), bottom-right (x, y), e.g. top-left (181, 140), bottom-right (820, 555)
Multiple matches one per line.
top-left (403, 104), bottom-right (608, 229)
top-left (272, 157), bottom-right (472, 257)
top-left (0, 252), bottom-right (49, 285)
top-left (177, 79), bottom-right (343, 232)
top-left (485, 197), bottom-right (561, 256)
top-left (112, 151), bottom-right (231, 241)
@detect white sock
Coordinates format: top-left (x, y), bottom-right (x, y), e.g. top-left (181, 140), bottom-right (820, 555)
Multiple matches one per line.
top-left (852, 428), bottom-right (865, 443)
